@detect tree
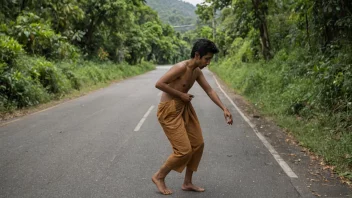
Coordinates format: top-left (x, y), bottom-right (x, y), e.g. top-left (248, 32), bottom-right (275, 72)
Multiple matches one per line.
top-left (252, 0), bottom-right (272, 60)
top-left (196, 0), bottom-right (272, 60)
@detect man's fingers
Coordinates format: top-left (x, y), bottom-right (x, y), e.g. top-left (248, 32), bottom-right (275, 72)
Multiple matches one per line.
top-left (188, 94), bottom-right (194, 102)
top-left (225, 113), bottom-right (233, 125)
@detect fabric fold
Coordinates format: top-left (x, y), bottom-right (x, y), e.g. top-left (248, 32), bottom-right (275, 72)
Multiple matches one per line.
top-left (157, 98), bottom-right (204, 173)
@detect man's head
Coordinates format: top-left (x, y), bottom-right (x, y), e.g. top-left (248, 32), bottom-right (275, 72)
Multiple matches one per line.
top-left (191, 39), bottom-right (219, 69)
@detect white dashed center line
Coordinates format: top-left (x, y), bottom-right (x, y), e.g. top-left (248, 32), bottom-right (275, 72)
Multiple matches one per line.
top-left (134, 105), bottom-right (155, 132)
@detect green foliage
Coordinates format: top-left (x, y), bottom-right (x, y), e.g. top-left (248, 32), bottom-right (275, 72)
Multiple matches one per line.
top-left (0, 70), bottom-right (51, 110)
top-left (210, 47), bottom-right (352, 173)
top-left (200, 0), bottom-right (352, 176)
top-left (230, 37), bottom-right (254, 62)
top-left (5, 12), bottom-right (80, 60)
top-left (0, 0), bottom-right (191, 110)
top-left (0, 0), bottom-right (188, 113)
top-left (0, 35), bottom-right (24, 64)
top-left (58, 62), bottom-right (83, 90)
top-left (24, 56), bottom-right (71, 94)
top-left (198, 26), bottom-right (213, 40)
top-left (146, 0), bottom-right (197, 28)
top-left (0, 0), bottom-right (187, 65)
top-left (0, 56), bottom-right (155, 112)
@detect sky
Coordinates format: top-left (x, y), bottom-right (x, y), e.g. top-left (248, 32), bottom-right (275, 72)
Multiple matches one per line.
top-left (183, 0), bottom-right (204, 6)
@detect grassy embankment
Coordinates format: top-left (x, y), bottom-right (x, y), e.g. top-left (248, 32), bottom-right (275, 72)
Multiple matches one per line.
top-left (1, 56), bottom-right (155, 119)
top-left (210, 48), bottom-right (352, 181)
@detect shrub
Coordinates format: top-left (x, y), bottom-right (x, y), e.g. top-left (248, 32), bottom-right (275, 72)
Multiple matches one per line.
top-left (25, 57), bottom-right (71, 94)
top-left (10, 12), bottom-right (80, 61)
top-left (0, 70), bottom-right (50, 109)
top-left (0, 35), bottom-right (24, 65)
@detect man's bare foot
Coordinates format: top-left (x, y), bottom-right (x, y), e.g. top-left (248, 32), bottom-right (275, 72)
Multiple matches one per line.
top-left (182, 183), bottom-right (205, 192)
top-left (152, 173), bottom-right (173, 195)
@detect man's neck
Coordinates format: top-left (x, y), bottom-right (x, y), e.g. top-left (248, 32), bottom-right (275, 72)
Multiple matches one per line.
top-left (186, 59), bottom-right (199, 70)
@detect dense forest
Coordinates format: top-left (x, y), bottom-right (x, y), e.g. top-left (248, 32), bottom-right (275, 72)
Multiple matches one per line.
top-left (0, 0), bottom-right (191, 113)
top-left (146, 0), bottom-right (197, 32)
top-left (195, 0), bottom-right (352, 179)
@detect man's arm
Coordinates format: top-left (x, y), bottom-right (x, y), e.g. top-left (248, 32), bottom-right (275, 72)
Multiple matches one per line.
top-left (196, 70), bottom-right (233, 125)
top-left (155, 65), bottom-right (194, 102)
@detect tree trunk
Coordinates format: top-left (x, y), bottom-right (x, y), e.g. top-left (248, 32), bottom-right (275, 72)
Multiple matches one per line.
top-left (85, 17), bottom-right (96, 48)
top-left (85, 11), bottom-right (106, 48)
top-left (259, 16), bottom-right (271, 60)
top-left (252, 0), bottom-right (272, 60)
top-left (21, 0), bottom-right (27, 11)
top-left (306, 12), bottom-right (310, 48)
top-left (212, 5), bottom-right (218, 62)
top-left (212, 5), bottom-right (216, 42)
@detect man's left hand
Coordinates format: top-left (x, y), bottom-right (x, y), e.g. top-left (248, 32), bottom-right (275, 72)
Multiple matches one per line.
top-left (224, 108), bottom-right (233, 125)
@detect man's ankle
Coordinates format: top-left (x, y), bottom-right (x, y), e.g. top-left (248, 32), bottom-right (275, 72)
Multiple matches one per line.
top-left (183, 181), bottom-right (192, 185)
top-left (155, 172), bottom-right (165, 180)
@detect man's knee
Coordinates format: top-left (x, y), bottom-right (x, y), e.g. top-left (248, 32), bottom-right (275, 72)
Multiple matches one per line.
top-left (195, 141), bottom-right (204, 150)
top-left (178, 145), bottom-right (193, 158)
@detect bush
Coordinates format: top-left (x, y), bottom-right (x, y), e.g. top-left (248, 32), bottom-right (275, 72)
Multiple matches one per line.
top-left (0, 70), bottom-right (50, 109)
top-left (57, 62), bottom-right (83, 90)
top-left (24, 57), bottom-right (71, 94)
top-left (0, 35), bottom-right (24, 64)
top-left (10, 12), bottom-right (80, 61)
top-left (210, 46), bottom-right (352, 175)
top-left (0, 57), bottom-right (155, 112)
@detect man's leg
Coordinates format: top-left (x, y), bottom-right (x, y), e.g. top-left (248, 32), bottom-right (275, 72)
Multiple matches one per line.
top-left (182, 103), bottom-right (205, 192)
top-left (153, 130), bottom-right (193, 195)
top-left (152, 164), bottom-right (172, 195)
top-left (182, 168), bottom-right (205, 192)
top-left (154, 100), bottom-right (192, 195)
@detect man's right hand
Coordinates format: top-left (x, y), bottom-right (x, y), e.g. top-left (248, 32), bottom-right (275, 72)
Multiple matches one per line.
top-left (180, 93), bottom-right (194, 102)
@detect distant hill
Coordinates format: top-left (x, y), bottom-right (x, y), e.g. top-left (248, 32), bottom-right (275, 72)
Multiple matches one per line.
top-left (146, 0), bottom-right (197, 31)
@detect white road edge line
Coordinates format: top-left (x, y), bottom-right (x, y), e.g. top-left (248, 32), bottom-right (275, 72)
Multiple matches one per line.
top-left (134, 105), bottom-right (155, 132)
top-left (213, 75), bottom-right (298, 178)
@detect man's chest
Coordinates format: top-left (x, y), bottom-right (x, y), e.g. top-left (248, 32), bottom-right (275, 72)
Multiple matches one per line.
top-left (179, 69), bottom-right (199, 88)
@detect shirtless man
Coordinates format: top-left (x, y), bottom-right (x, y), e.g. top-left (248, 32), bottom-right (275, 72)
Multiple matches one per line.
top-left (152, 39), bottom-right (233, 195)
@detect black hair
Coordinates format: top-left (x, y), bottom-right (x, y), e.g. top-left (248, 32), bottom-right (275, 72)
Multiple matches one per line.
top-left (191, 39), bottom-right (219, 58)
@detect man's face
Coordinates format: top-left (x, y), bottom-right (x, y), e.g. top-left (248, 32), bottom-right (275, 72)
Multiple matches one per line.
top-left (196, 52), bottom-right (214, 69)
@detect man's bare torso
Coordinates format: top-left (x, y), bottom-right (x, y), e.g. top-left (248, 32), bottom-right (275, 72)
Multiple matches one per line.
top-left (160, 61), bottom-right (200, 102)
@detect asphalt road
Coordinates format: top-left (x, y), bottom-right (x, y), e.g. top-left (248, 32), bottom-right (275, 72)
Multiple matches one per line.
top-left (0, 66), bottom-right (347, 198)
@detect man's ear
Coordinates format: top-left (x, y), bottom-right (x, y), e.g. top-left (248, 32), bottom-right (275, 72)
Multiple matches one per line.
top-left (195, 52), bottom-right (200, 60)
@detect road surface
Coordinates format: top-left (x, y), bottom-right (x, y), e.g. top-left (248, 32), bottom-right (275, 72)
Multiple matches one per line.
top-left (0, 66), bottom-right (350, 198)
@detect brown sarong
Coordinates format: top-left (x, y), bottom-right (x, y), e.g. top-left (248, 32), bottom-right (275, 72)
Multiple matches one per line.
top-left (157, 98), bottom-right (204, 173)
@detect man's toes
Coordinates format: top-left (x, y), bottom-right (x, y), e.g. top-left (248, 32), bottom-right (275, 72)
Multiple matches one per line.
top-left (198, 187), bottom-right (205, 192)
top-left (162, 189), bottom-right (168, 194)
top-left (163, 189), bottom-right (171, 195)
top-left (194, 186), bottom-right (204, 192)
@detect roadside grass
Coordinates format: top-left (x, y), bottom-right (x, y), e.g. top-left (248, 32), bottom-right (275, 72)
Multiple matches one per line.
top-left (209, 57), bottom-right (352, 181)
top-left (0, 60), bottom-right (155, 120)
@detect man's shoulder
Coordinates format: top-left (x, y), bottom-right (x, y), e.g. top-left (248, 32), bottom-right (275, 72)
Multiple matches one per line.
top-left (195, 68), bottom-right (203, 76)
top-left (171, 61), bottom-right (187, 71)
